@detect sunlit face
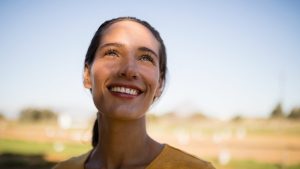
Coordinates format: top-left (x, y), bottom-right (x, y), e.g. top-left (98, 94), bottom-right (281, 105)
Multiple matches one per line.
top-left (84, 20), bottom-right (162, 120)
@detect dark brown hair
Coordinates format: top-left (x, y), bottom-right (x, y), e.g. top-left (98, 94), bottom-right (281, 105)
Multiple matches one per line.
top-left (84, 17), bottom-right (167, 147)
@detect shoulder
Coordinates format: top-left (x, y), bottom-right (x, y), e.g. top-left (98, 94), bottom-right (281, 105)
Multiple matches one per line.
top-left (52, 151), bottom-right (90, 169)
top-left (147, 145), bottom-right (215, 169)
top-left (166, 145), bottom-right (215, 169)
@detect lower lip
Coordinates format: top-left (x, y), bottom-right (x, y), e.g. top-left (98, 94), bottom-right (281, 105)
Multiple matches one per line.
top-left (110, 91), bottom-right (139, 99)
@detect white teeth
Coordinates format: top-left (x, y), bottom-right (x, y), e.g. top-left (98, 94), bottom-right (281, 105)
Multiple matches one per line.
top-left (110, 86), bottom-right (139, 95)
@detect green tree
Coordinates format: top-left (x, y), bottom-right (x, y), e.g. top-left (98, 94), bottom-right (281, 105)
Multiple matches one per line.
top-left (231, 115), bottom-right (243, 122)
top-left (270, 103), bottom-right (284, 118)
top-left (0, 113), bottom-right (5, 120)
top-left (189, 112), bottom-right (206, 120)
top-left (288, 107), bottom-right (300, 119)
top-left (19, 108), bottom-right (57, 123)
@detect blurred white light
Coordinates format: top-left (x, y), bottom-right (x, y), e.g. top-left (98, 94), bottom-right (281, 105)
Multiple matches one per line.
top-left (58, 113), bottom-right (72, 129)
top-left (236, 127), bottom-right (247, 140)
top-left (218, 149), bottom-right (231, 165)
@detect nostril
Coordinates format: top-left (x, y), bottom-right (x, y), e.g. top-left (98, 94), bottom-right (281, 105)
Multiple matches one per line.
top-left (120, 72), bottom-right (126, 77)
top-left (119, 66), bottom-right (139, 80)
top-left (119, 72), bottom-right (138, 79)
top-left (132, 74), bottom-right (138, 79)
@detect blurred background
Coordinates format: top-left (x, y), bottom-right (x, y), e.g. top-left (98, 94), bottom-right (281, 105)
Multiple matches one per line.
top-left (0, 0), bottom-right (300, 169)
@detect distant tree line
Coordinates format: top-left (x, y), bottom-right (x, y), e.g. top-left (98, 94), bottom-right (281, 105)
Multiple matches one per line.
top-left (0, 112), bottom-right (5, 120)
top-left (1, 104), bottom-right (300, 122)
top-left (270, 103), bottom-right (300, 119)
top-left (19, 108), bottom-right (58, 123)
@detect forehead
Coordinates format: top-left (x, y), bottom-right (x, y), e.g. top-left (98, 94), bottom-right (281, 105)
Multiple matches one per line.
top-left (100, 20), bottom-right (160, 53)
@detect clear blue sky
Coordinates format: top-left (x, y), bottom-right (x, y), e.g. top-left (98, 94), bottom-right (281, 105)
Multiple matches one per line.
top-left (0, 0), bottom-right (300, 119)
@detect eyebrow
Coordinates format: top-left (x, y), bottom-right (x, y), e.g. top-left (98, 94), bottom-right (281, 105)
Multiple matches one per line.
top-left (138, 47), bottom-right (158, 58)
top-left (99, 42), bottom-right (158, 58)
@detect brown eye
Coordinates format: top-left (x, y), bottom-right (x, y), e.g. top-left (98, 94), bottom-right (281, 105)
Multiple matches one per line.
top-left (104, 49), bottom-right (119, 57)
top-left (140, 54), bottom-right (154, 63)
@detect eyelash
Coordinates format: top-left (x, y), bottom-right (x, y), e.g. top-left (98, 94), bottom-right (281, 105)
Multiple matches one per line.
top-left (140, 54), bottom-right (154, 63)
top-left (103, 49), bottom-right (155, 64)
top-left (104, 49), bottom-right (118, 57)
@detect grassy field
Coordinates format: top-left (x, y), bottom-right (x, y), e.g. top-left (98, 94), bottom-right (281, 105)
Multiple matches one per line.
top-left (1, 118), bottom-right (300, 169)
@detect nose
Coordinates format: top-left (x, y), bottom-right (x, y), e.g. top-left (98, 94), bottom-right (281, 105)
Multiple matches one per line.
top-left (118, 56), bottom-right (139, 80)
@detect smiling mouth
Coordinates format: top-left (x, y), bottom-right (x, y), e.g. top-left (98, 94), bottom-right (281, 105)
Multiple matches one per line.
top-left (108, 86), bottom-right (142, 96)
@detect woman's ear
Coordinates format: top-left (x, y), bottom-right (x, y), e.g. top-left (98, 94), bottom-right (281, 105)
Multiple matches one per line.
top-left (83, 66), bottom-right (92, 89)
top-left (154, 78), bottom-right (164, 99)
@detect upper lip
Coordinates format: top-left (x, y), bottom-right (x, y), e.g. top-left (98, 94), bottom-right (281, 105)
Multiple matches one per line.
top-left (107, 83), bottom-right (144, 93)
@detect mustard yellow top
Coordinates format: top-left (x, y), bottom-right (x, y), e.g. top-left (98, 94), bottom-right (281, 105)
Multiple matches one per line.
top-left (52, 144), bottom-right (215, 169)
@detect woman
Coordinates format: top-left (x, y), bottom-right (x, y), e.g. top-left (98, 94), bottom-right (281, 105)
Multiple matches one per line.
top-left (53, 17), bottom-right (215, 169)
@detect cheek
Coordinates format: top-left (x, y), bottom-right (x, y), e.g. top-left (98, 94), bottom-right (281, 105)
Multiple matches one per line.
top-left (144, 67), bottom-right (160, 91)
top-left (91, 60), bottom-right (115, 79)
top-left (90, 62), bottom-right (116, 110)
top-left (90, 61), bottom-right (115, 92)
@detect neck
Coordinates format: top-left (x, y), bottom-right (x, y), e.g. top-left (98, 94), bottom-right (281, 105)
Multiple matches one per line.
top-left (99, 115), bottom-right (149, 158)
top-left (89, 113), bottom-right (161, 169)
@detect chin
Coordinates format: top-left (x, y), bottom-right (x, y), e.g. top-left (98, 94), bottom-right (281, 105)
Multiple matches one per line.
top-left (104, 109), bottom-right (146, 121)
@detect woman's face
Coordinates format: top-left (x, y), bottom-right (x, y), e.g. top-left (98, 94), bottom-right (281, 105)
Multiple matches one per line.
top-left (84, 20), bottom-right (162, 120)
